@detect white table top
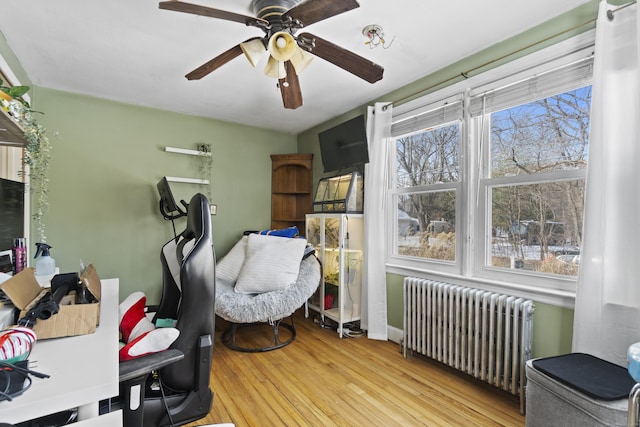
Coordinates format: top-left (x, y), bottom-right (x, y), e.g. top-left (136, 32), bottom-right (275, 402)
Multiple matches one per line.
top-left (0, 278), bottom-right (120, 424)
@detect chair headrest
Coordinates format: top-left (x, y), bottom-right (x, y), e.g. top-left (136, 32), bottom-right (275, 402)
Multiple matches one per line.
top-left (184, 193), bottom-right (211, 242)
top-left (162, 193), bottom-right (211, 290)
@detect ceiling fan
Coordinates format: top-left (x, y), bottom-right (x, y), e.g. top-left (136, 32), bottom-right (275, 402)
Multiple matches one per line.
top-left (159, 0), bottom-right (384, 109)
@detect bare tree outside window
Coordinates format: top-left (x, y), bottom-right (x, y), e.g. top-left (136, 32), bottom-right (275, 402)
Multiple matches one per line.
top-left (393, 86), bottom-right (590, 275)
top-left (491, 88), bottom-right (590, 177)
top-left (489, 86), bottom-right (591, 276)
top-left (395, 123), bottom-right (460, 261)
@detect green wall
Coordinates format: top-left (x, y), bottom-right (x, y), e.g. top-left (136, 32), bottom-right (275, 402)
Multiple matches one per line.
top-left (28, 88), bottom-right (296, 302)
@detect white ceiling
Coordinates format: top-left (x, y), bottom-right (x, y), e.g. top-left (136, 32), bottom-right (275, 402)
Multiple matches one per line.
top-left (1, 0), bottom-right (589, 134)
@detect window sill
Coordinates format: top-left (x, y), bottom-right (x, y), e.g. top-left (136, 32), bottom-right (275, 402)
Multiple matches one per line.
top-left (386, 262), bottom-right (576, 309)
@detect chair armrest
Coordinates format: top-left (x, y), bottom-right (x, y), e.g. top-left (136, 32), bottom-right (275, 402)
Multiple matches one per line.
top-left (119, 349), bottom-right (184, 383)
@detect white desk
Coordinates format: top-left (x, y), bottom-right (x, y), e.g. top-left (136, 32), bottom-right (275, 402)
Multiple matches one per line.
top-left (0, 278), bottom-right (120, 424)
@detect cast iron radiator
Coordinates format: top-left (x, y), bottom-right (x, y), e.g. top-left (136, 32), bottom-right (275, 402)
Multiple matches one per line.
top-left (403, 277), bottom-right (534, 414)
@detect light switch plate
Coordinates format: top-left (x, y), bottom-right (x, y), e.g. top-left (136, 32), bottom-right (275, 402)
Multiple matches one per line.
top-left (210, 204), bottom-right (217, 215)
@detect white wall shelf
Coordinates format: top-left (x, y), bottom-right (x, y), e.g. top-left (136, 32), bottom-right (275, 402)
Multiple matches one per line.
top-left (163, 145), bottom-right (212, 185)
top-left (165, 176), bottom-right (209, 185)
top-left (164, 146), bottom-right (212, 157)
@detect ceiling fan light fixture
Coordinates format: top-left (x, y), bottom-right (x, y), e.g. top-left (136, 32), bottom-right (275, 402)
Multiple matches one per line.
top-left (264, 56), bottom-right (287, 79)
top-left (240, 38), bottom-right (267, 67)
top-left (268, 31), bottom-right (297, 62)
top-left (290, 47), bottom-right (313, 74)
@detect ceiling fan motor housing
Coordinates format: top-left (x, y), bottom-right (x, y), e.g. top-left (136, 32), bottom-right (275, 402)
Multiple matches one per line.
top-left (252, 0), bottom-right (304, 47)
top-left (252, 0), bottom-right (302, 20)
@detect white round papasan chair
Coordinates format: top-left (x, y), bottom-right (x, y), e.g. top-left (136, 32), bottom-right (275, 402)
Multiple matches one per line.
top-left (214, 234), bottom-right (322, 352)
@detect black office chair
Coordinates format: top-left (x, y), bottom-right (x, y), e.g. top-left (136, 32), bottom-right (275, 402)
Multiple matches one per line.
top-left (118, 193), bottom-right (216, 427)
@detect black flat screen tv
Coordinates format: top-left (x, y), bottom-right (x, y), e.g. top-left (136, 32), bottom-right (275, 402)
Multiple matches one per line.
top-left (0, 178), bottom-right (25, 252)
top-left (318, 115), bottom-right (369, 173)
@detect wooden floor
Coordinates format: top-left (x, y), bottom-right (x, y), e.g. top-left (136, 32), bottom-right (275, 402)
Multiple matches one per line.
top-left (187, 311), bottom-right (525, 427)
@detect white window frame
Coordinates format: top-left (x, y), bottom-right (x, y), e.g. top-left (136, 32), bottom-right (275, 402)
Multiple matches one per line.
top-left (386, 31), bottom-right (595, 307)
top-left (390, 93), bottom-right (464, 276)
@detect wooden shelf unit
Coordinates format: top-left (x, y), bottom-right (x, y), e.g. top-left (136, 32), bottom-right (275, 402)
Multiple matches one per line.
top-left (270, 153), bottom-right (313, 231)
top-left (0, 108), bottom-right (27, 146)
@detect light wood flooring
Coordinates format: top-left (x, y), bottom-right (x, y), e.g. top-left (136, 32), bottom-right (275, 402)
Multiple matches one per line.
top-left (187, 311), bottom-right (525, 427)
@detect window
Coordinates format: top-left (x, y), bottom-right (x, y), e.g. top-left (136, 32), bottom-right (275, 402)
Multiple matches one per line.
top-left (386, 33), bottom-right (594, 299)
top-left (392, 99), bottom-right (463, 272)
top-left (483, 88), bottom-right (591, 278)
top-left (395, 121), bottom-right (460, 261)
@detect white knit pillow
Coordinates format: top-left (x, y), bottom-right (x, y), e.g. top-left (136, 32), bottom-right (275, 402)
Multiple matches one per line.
top-left (216, 235), bottom-right (248, 283)
top-left (234, 234), bottom-right (307, 294)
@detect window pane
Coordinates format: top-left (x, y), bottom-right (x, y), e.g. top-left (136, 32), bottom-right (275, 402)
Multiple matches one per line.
top-left (397, 191), bottom-right (456, 261)
top-left (491, 87), bottom-right (591, 177)
top-left (490, 180), bottom-right (585, 276)
top-left (396, 123), bottom-right (460, 187)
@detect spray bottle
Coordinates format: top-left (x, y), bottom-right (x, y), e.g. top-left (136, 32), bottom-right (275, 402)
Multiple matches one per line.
top-left (34, 243), bottom-right (56, 276)
top-left (11, 238), bottom-right (27, 275)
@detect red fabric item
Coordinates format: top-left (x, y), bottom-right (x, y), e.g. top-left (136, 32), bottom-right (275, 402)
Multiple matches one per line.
top-left (119, 330), bottom-right (152, 361)
top-left (324, 294), bottom-right (334, 310)
top-left (118, 328), bottom-right (179, 361)
top-left (119, 295), bottom-right (146, 343)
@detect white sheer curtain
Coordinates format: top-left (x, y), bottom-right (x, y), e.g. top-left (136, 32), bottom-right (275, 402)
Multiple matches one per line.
top-left (362, 102), bottom-right (392, 340)
top-left (572, 0), bottom-right (640, 366)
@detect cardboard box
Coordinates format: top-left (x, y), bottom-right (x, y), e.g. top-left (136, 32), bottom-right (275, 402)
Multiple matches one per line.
top-left (0, 264), bottom-right (101, 340)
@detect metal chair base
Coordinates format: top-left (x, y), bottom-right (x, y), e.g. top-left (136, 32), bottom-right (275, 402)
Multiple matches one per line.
top-left (221, 316), bottom-right (296, 352)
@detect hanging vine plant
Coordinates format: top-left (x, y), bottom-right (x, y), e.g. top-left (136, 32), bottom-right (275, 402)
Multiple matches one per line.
top-left (22, 112), bottom-right (54, 242)
top-left (1, 79), bottom-right (55, 242)
top-left (196, 142), bottom-right (213, 203)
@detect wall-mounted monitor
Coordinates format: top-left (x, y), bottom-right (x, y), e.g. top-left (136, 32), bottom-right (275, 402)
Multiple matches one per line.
top-left (318, 115), bottom-right (369, 174)
top-left (157, 177), bottom-right (181, 217)
top-left (0, 178), bottom-right (25, 252)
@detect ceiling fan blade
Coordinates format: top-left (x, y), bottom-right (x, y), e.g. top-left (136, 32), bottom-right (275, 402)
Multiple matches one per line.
top-left (298, 32), bottom-right (383, 83)
top-left (186, 38), bottom-right (262, 80)
top-left (159, 1), bottom-right (267, 26)
top-left (279, 61), bottom-right (303, 109)
top-left (283, 0), bottom-right (359, 27)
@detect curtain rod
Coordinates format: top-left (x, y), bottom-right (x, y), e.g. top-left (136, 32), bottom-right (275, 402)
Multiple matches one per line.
top-left (383, 1), bottom-right (636, 111)
top-left (607, 0), bottom-right (637, 20)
